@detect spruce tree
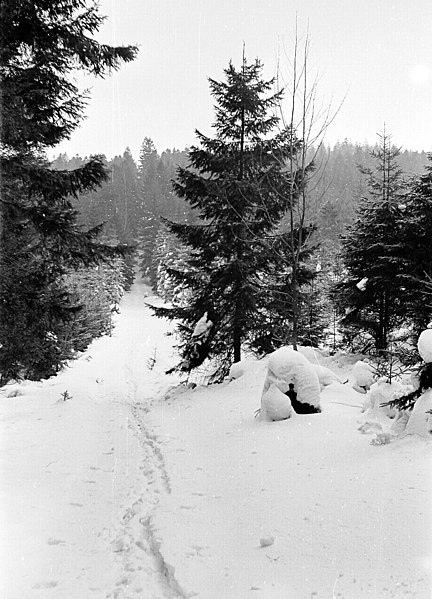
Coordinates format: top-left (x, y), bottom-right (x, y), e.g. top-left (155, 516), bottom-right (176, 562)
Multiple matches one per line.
top-left (253, 223), bottom-right (319, 353)
top-left (0, 0), bottom-right (137, 382)
top-left (137, 138), bottom-right (161, 280)
top-left (153, 58), bottom-right (301, 380)
top-left (397, 158), bottom-right (432, 333)
top-left (332, 133), bottom-right (407, 352)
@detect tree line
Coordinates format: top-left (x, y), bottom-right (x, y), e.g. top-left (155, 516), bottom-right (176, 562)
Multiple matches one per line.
top-left (1, 0), bottom-right (431, 386)
top-left (50, 131), bottom-right (431, 381)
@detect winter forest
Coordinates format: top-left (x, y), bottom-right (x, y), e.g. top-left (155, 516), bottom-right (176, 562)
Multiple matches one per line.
top-left (1, 2), bottom-right (432, 598)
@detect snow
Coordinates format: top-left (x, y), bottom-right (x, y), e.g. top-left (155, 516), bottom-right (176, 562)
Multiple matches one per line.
top-left (260, 383), bottom-right (293, 421)
top-left (361, 378), bottom-right (406, 418)
top-left (403, 390), bottom-right (432, 438)
top-left (311, 363), bottom-right (344, 388)
top-left (228, 360), bottom-right (258, 381)
top-left (261, 346), bottom-right (321, 411)
top-left (1, 278), bottom-right (432, 598)
top-left (351, 360), bottom-right (375, 392)
top-left (356, 277), bottom-right (368, 291)
top-left (418, 329), bottom-right (432, 363)
top-left (191, 313), bottom-right (213, 339)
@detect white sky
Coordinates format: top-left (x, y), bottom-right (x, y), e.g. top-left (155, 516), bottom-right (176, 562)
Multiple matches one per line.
top-left (53, 0), bottom-right (432, 160)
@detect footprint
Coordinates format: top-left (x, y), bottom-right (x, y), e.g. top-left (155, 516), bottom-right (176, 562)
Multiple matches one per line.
top-left (47, 538), bottom-right (66, 545)
top-left (32, 581), bottom-right (59, 589)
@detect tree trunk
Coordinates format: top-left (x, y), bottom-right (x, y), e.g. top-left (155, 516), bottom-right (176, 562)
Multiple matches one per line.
top-left (377, 291), bottom-right (388, 351)
top-left (233, 320), bottom-right (242, 363)
top-left (291, 276), bottom-right (299, 351)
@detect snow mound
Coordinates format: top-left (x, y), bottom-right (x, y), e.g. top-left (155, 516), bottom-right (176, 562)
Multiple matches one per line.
top-left (298, 346), bottom-right (330, 363)
top-left (402, 389), bottom-right (432, 438)
top-left (417, 329), bottom-right (432, 363)
top-left (312, 363), bottom-right (343, 388)
top-left (351, 360), bottom-right (375, 392)
top-left (361, 378), bottom-right (406, 418)
top-left (390, 410), bottom-right (410, 436)
top-left (228, 359), bottom-right (260, 380)
top-left (2, 386), bottom-right (25, 398)
top-left (260, 383), bottom-right (293, 421)
top-left (359, 380), bottom-right (414, 442)
top-left (261, 347), bottom-right (321, 413)
top-left (259, 535), bottom-right (275, 547)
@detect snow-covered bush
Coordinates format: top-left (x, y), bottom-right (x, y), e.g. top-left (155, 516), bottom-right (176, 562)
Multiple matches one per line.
top-left (153, 226), bottom-right (192, 304)
top-left (312, 364), bottom-right (342, 389)
top-left (389, 410), bottom-right (410, 437)
top-left (229, 360), bottom-right (258, 380)
top-left (417, 329), bottom-right (432, 363)
top-left (402, 390), bottom-right (432, 437)
top-left (261, 347), bottom-right (321, 418)
top-left (58, 260), bottom-right (126, 354)
top-left (260, 383), bottom-right (293, 421)
top-left (361, 378), bottom-right (406, 418)
top-left (351, 360), bottom-right (375, 393)
top-left (366, 329), bottom-right (432, 442)
top-left (229, 362), bottom-right (247, 380)
top-left (384, 328), bottom-right (432, 413)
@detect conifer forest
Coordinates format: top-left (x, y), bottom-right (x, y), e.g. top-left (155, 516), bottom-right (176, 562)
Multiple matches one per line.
top-left (1, 0), bottom-right (432, 388)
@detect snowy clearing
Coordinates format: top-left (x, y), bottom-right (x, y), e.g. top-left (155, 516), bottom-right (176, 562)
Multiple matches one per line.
top-left (1, 279), bottom-right (431, 598)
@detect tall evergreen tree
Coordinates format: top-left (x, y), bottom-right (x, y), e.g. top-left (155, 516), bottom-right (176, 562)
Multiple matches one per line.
top-left (398, 157), bottom-right (432, 333)
top-left (109, 148), bottom-right (140, 243)
top-left (153, 58), bottom-right (301, 380)
top-left (332, 133), bottom-right (407, 351)
top-left (0, 0), bottom-right (137, 382)
top-left (253, 222), bottom-right (319, 353)
top-left (137, 138), bottom-right (161, 280)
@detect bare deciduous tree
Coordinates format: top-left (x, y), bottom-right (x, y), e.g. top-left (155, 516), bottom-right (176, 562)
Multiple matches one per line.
top-left (272, 25), bottom-right (345, 349)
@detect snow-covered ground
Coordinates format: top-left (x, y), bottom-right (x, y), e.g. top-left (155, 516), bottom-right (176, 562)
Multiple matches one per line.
top-left (1, 279), bottom-right (431, 598)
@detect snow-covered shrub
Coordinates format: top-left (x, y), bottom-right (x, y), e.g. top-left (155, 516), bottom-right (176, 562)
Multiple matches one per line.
top-left (261, 347), bottom-right (321, 416)
top-left (229, 362), bottom-right (247, 380)
top-left (383, 329), bottom-right (432, 413)
top-left (153, 226), bottom-right (192, 304)
top-left (58, 260), bottom-right (126, 354)
top-left (367, 334), bottom-right (419, 385)
top-left (401, 390), bottom-right (432, 437)
top-left (169, 313), bottom-right (215, 378)
top-left (228, 359), bottom-right (261, 381)
top-left (351, 360), bottom-right (375, 393)
top-left (417, 329), bottom-right (432, 363)
top-left (361, 325), bottom-right (432, 441)
top-left (260, 383), bottom-right (293, 421)
top-left (312, 364), bottom-right (342, 389)
top-left (361, 378), bottom-right (406, 418)
top-left (389, 410), bottom-right (410, 437)
top-left (228, 360), bottom-right (254, 380)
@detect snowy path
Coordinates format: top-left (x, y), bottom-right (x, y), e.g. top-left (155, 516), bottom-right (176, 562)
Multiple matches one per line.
top-left (1, 279), bottom-right (432, 598)
top-left (0, 280), bottom-right (182, 598)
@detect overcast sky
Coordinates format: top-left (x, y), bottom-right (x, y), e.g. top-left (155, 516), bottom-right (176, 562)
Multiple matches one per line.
top-left (53, 0), bottom-right (432, 160)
